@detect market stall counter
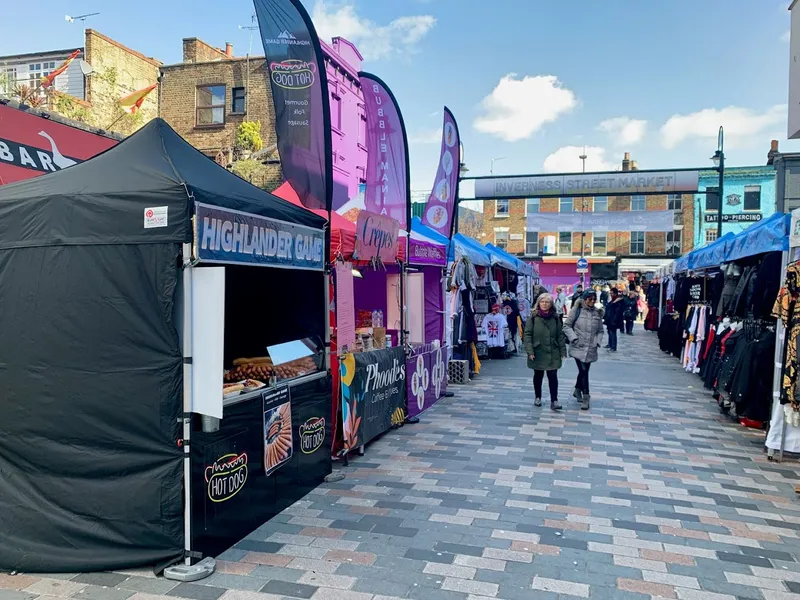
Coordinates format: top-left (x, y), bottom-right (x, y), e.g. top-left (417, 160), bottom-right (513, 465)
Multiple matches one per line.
top-left (0, 118), bottom-right (332, 572)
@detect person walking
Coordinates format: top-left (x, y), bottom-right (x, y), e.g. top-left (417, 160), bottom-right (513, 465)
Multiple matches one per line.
top-left (603, 288), bottom-right (624, 351)
top-left (563, 290), bottom-right (604, 410)
top-left (622, 290), bottom-right (638, 335)
top-left (570, 284), bottom-right (584, 308)
top-left (523, 293), bottom-right (566, 411)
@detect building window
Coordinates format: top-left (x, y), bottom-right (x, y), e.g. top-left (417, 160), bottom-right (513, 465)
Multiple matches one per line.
top-left (28, 61), bottom-right (56, 84)
top-left (526, 198), bottom-right (540, 214)
top-left (630, 231), bottom-right (645, 254)
top-left (667, 194), bottom-right (682, 210)
top-left (231, 87), bottom-right (246, 114)
top-left (666, 230), bottom-right (682, 255)
top-left (495, 230), bottom-right (509, 250)
top-left (0, 67), bottom-right (16, 94)
top-left (525, 231), bottom-right (539, 256)
top-left (594, 196), bottom-right (608, 212)
top-left (705, 187), bottom-right (719, 211)
top-left (560, 197), bottom-right (573, 212)
top-left (496, 199), bottom-right (510, 216)
top-left (559, 232), bottom-right (573, 255)
top-left (630, 195), bottom-right (646, 211)
top-left (593, 232), bottom-right (607, 255)
top-left (705, 229), bottom-right (718, 244)
top-left (196, 84), bottom-right (226, 126)
top-left (358, 112), bottom-right (366, 147)
top-left (330, 93), bottom-right (342, 130)
top-left (744, 185), bottom-right (761, 211)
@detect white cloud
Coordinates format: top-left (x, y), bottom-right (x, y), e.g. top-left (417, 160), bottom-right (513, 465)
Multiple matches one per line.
top-left (410, 128), bottom-right (441, 144)
top-left (473, 74), bottom-right (577, 142)
top-left (542, 145), bottom-right (616, 173)
top-left (782, 30), bottom-right (791, 43)
top-left (660, 105), bottom-right (786, 149)
top-left (597, 116), bottom-right (647, 146)
top-left (311, 1), bottom-right (436, 61)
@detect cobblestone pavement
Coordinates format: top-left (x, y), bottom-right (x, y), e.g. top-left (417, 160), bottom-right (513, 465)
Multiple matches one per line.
top-left (5, 325), bottom-right (800, 600)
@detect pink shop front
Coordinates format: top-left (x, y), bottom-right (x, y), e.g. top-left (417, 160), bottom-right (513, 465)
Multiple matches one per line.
top-left (537, 261), bottom-right (589, 294)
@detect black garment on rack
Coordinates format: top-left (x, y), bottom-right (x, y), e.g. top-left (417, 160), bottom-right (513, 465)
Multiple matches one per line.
top-left (718, 272), bottom-right (740, 317)
top-left (730, 329), bottom-right (776, 422)
top-left (709, 273), bottom-right (725, 318)
top-left (749, 252), bottom-right (783, 318)
top-left (658, 313), bottom-right (684, 358)
top-left (731, 266), bottom-right (757, 318)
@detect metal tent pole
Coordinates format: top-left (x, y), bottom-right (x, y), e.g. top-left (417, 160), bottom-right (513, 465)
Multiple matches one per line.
top-left (181, 242), bottom-right (194, 565)
top-left (773, 249), bottom-right (790, 462)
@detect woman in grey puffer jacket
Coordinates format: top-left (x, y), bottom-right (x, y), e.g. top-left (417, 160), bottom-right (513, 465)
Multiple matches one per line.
top-left (563, 290), bottom-right (605, 410)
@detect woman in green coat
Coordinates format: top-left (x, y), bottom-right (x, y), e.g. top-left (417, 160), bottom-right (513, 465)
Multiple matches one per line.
top-left (523, 293), bottom-right (566, 410)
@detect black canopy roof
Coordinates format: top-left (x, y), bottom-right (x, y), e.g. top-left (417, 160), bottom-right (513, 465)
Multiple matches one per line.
top-left (0, 118), bottom-right (325, 249)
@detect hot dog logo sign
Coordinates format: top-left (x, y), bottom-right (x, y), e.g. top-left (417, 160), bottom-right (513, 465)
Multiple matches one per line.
top-left (299, 417), bottom-right (325, 454)
top-left (205, 452), bottom-right (248, 502)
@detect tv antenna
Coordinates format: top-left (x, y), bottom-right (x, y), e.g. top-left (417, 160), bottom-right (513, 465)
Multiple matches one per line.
top-left (238, 13), bottom-right (259, 115)
top-left (65, 12), bottom-right (100, 24)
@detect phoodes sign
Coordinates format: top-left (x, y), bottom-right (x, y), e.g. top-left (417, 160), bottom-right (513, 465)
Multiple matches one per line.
top-left (0, 104), bottom-right (118, 185)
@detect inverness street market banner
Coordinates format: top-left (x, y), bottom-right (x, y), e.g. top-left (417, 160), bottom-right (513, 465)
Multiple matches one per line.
top-left (406, 344), bottom-right (447, 419)
top-left (340, 347), bottom-right (405, 450)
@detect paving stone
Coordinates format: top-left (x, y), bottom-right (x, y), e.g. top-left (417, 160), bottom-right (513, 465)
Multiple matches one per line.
top-left (166, 582), bottom-right (226, 600)
top-left (118, 577), bottom-right (179, 595)
top-left (0, 592), bottom-right (37, 600)
top-left (23, 578), bottom-right (86, 598)
top-left (261, 579), bottom-right (318, 598)
top-left (73, 585), bottom-right (135, 600)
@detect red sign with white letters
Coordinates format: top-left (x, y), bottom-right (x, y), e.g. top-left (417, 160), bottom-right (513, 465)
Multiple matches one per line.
top-left (0, 104), bottom-right (118, 186)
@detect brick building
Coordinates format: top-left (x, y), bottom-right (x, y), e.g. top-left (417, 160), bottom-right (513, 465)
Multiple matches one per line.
top-left (159, 36), bottom-right (368, 200)
top-left (481, 153), bottom-right (695, 287)
top-left (0, 29), bottom-right (160, 136)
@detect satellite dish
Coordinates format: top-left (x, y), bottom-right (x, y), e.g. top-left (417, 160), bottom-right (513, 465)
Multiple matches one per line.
top-left (65, 15), bottom-right (74, 23)
top-left (79, 60), bottom-right (94, 76)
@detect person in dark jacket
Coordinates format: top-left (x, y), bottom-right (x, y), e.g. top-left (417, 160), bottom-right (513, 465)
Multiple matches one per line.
top-left (570, 284), bottom-right (584, 308)
top-left (523, 293), bottom-right (566, 411)
top-left (622, 290), bottom-right (638, 335)
top-left (603, 288), bottom-right (624, 351)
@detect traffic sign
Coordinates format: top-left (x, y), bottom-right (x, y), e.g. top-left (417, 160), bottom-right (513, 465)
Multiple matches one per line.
top-left (576, 257), bottom-right (588, 269)
top-left (577, 268), bottom-right (588, 274)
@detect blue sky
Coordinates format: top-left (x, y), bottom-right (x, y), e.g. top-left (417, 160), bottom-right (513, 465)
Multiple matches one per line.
top-left (2, 0), bottom-right (797, 200)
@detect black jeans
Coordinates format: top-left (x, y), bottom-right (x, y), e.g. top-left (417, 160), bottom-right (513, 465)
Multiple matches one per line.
top-left (533, 369), bottom-right (558, 401)
top-left (607, 326), bottom-right (618, 350)
top-left (624, 319), bottom-right (634, 334)
top-left (574, 359), bottom-right (591, 393)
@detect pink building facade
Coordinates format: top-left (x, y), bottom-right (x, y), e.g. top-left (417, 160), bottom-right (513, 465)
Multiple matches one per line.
top-left (321, 37), bottom-right (368, 217)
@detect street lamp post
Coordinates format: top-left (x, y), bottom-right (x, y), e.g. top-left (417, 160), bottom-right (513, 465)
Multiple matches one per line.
top-left (454, 142), bottom-right (468, 236)
top-left (490, 156), bottom-right (505, 175)
top-left (579, 148), bottom-right (588, 287)
top-left (711, 126), bottom-right (725, 241)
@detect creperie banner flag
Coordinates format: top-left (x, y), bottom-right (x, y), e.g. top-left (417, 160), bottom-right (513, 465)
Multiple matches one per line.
top-left (0, 105), bottom-right (117, 185)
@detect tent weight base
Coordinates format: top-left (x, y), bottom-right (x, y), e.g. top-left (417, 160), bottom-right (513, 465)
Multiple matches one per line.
top-left (164, 557), bottom-right (216, 582)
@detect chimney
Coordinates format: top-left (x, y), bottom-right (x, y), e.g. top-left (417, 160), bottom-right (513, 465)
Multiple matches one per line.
top-left (767, 139), bottom-right (779, 165)
top-left (225, 42), bottom-right (233, 57)
top-left (621, 152), bottom-right (631, 172)
top-left (630, 160), bottom-right (639, 171)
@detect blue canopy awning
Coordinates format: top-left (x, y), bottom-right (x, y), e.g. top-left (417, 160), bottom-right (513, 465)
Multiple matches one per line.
top-left (725, 212), bottom-right (789, 262)
top-left (691, 232), bottom-right (736, 270)
top-left (484, 243), bottom-right (518, 271)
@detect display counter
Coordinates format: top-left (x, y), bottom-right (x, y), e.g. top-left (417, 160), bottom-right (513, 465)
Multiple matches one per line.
top-left (339, 346), bottom-right (406, 452)
top-left (406, 342), bottom-right (448, 419)
top-left (191, 372), bottom-right (332, 558)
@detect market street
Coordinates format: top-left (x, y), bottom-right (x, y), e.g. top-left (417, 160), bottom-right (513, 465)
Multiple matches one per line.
top-left (5, 326), bottom-right (800, 600)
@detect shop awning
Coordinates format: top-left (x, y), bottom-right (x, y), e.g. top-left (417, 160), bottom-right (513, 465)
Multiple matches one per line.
top-left (726, 212), bottom-right (790, 262)
top-left (691, 232), bottom-right (735, 270)
top-left (484, 243), bottom-right (518, 271)
top-left (617, 258), bottom-right (674, 273)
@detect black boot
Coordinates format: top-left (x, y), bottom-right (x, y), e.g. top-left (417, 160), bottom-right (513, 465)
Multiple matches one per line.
top-left (534, 397), bottom-right (542, 407)
top-left (551, 398), bottom-right (562, 411)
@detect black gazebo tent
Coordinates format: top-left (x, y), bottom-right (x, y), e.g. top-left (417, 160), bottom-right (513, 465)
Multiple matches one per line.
top-left (0, 119), bottom-right (326, 572)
